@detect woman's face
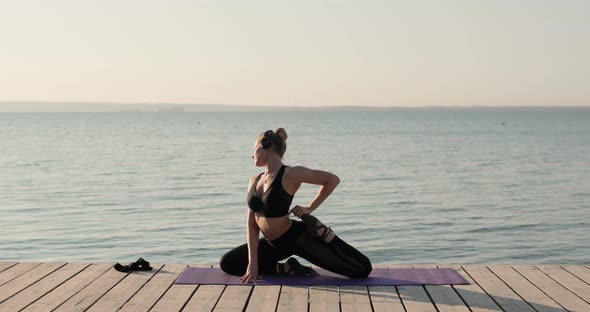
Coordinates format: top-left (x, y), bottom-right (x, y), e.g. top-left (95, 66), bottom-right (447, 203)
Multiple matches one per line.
top-left (251, 140), bottom-right (267, 167)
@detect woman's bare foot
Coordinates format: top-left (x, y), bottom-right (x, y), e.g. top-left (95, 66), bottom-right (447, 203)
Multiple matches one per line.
top-left (300, 214), bottom-right (336, 244)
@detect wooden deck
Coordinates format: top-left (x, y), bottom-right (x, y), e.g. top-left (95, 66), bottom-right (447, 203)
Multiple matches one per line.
top-left (0, 262), bottom-right (589, 311)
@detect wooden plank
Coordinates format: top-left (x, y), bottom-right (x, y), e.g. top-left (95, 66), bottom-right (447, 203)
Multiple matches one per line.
top-left (369, 285), bottom-right (403, 312)
top-left (119, 263), bottom-right (188, 312)
top-left (276, 285), bottom-right (308, 312)
top-left (512, 265), bottom-right (590, 312)
top-left (149, 264), bottom-right (209, 312)
top-left (309, 285), bottom-right (339, 312)
top-left (536, 265), bottom-right (590, 303)
top-left (211, 260), bottom-right (253, 312)
top-left (487, 265), bottom-right (566, 312)
top-left (86, 263), bottom-right (165, 311)
top-left (445, 265), bottom-right (506, 312)
top-left (0, 262), bottom-right (90, 311)
top-left (151, 284), bottom-right (196, 312)
top-left (0, 262), bottom-right (18, 273)
top-left (184, 284), bottom-right (225, 312)
top-left (307, 263), bottom-right (339, 312)
top-left (0, 262), bottom-right (66, 303)
top-left (562, 265), bottom-right (590, 284)
top-left (412, 264), bottom-right (440, 267)
top-left (53, 263), bottom-right (131, 312)
top-left (388, 263), bottom-right (417, 268)
top-left (411, 264), bottom-right (469, 312)
top-left (392, 264), bottom-right (437, 312)
top-left (3, 262), bottom-right (585, 312)
top-left (0, 262), bottom-right (42, 286)
top-left (368, 264), bottom-right (404, 312)
top-left (181, 264), bottom-right (232, 312)
top-left (22, 263), bottom-right (112, 312)
top-left (461, 265), bottom-right (535, 312)
top-left (340, 285), bottom-right (372, 312)
top-left (245, 285), bottom-right (281, 312)
top-left (213, 285), bottom-right (253, 311)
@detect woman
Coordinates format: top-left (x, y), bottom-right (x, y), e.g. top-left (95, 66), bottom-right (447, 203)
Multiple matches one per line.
top-left (219, 128), bottom-right (372, 283)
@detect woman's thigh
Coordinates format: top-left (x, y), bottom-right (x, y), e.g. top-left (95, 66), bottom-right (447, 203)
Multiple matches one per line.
top-left (219, 237), bottom-right (294, 275)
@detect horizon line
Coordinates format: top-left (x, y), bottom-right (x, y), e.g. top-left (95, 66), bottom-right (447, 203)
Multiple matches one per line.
top-left (1, 100), bottom-right (589, 109)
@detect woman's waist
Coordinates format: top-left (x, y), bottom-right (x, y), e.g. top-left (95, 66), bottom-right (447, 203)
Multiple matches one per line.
top-left (257, 217), bottom-right (293, 241)
top-left (264, 219), bottom-right (305, 247)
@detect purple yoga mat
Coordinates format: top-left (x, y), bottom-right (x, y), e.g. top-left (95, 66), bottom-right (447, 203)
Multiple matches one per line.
top-left (174, 266), bottom-right (470, 286)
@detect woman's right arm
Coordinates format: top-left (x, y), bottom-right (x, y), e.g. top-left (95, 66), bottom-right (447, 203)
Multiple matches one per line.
top-left (246, 175), bottom-right (260, 266)
top-left (246, 208), bottom-right (260, 267)
top-left (240, 176), bottom-right (261, 283)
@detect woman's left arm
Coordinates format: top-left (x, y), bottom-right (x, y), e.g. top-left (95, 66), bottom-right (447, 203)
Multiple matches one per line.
top-left (288, 166), bottom-right (340, 216)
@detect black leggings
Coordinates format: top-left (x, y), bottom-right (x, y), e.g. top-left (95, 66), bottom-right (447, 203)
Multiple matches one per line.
top-left (219, 219), bottom-right (372, 278)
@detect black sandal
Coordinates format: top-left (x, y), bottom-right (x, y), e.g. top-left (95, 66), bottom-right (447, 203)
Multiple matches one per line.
top-left (114, 257), bottom-right (153, 272)
top-left (133, 257), bottom-right (153, 271)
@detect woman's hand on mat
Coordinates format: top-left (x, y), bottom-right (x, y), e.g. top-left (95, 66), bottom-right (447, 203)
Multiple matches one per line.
top-left (240, 264), bottom-right (262, 284)
top-left (290, 205), bottom-right (313, 218)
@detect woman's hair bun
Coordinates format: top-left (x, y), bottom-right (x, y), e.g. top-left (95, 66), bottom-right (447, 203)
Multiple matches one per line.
top-left (274, 127), bottom-right (288, 142)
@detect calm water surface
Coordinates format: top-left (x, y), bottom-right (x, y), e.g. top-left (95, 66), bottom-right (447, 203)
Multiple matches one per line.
top-left (1, 111), bottom-right (589, 265)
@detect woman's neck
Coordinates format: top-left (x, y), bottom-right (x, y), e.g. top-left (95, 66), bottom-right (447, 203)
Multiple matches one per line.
top-left (265, 160), bottom-right (283, 175)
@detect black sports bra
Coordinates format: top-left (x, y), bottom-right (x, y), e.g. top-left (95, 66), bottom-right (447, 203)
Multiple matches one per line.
top-left (247, 165), bottom-right (294, 218)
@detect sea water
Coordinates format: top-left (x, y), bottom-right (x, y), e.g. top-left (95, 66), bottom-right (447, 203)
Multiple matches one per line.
top-left (1, 110), bottom-right (589, 265)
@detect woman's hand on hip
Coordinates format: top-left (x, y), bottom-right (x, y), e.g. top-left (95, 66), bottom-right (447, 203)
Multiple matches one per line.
top-left (290, 205), bottom-right (313, 218)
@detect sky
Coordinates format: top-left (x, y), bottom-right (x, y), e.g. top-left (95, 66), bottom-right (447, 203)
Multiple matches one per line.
top-left (0, 0), bottom-right (589, 108)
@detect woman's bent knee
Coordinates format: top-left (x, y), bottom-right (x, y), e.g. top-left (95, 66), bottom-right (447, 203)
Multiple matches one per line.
top-left (348, 265), bottom-right (372, 278)
top-left (219, 253), bottom-right (230, 273)
top-left (348, 257), bottom-right (372, 278)
top-left (219, 252), bottom-right (242, 276)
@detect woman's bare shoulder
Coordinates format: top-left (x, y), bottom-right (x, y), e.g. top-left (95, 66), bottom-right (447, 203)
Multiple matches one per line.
top-left (285, 165), bottom-right (309, 176)
top-left (285, 165), bottom-right (307, 171)
top-left (285, 165), bottom-right (339, 185)
top-left (248, 173), bottom-right (262, 189)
